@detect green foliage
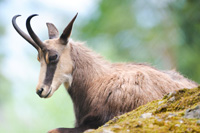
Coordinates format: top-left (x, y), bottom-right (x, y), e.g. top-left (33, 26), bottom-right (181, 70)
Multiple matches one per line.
top-left (0, 74), bottom-right (11, 103)
top-left (79, 0), bottom-right (200, 83)
top-left (0, 0), bottom-right (10, 104)
top-left (169, 0), bottom-right (200, 82)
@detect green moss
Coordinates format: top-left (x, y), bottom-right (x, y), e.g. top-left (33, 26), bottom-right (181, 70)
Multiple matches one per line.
top-left (85, 87), bottom-right (200, 133)
top-left (155, 87), bottom-right (200, 114)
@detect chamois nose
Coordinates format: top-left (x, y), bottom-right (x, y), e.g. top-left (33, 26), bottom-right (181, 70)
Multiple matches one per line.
top-left (36, 88), bottom-right (44, 97)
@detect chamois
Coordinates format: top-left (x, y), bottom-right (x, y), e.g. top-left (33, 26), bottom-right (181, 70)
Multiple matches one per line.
top-left (12, 14), bottom-right (198, 133)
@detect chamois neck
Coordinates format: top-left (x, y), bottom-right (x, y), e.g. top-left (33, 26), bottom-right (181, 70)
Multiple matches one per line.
top-left (68, 41), bottom-right (111, 125)
top-left (70, 41), bottom-right (110, 84)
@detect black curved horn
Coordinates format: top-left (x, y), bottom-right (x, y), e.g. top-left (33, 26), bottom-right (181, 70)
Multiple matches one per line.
top-left (26, 14), bottom-right (46, 50)
top-left (12, 15), bottom-right (40, 50)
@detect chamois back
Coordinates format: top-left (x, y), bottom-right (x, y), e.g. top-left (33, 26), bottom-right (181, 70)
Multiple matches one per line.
top-left (67, 41), bottom-right (198, 129)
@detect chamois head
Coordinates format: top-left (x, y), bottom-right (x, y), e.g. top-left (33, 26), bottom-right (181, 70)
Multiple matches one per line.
top-left (12, 14), bottom-right (78, 98)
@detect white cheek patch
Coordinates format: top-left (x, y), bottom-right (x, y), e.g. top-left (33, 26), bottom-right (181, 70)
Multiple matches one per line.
top-left (50, 69), bottom-right (73, 92)
top-left (63, 74), bottom-right (73, 88)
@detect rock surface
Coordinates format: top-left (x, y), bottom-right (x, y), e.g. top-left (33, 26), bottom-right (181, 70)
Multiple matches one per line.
top-left (184, 105), bottom-right (200, 119)
top-left (85, 87), bottom-right (200, 133)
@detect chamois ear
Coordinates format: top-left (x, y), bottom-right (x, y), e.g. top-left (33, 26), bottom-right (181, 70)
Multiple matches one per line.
top-left (60, 13), bottom-right (78, 44)
top-left (46, 23), bottom-right (59, 39)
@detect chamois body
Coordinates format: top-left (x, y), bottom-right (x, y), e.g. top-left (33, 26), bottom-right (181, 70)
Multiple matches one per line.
top-left (67, 40), bottom-right (197, 131)
top-left (12, 14), bottom-right (198, 133)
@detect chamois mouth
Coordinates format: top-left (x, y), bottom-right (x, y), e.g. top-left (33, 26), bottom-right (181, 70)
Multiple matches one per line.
top-left (44, 87), bottom-right (52, 98)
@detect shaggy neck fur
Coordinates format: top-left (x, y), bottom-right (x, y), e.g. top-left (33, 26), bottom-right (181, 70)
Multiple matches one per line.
top-left (68, 41), bottom-right (111, 127)
top-left (70, 41), bottom-right (110, 82)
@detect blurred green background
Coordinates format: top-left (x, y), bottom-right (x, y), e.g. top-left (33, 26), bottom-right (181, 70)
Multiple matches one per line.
top-left (0, 0), bottom-right (200, 132)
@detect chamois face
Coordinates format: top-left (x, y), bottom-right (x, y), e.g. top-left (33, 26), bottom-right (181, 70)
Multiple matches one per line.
top-left (12, 14), bottom-right (78, 98)
top-left (36, 39), bottom-right (73, 98)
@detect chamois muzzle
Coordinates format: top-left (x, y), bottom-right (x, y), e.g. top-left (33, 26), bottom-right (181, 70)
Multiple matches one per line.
top-left (36, 85), bottom-right (52, 98)
top-left (36, 88), bottom-right (44, 97)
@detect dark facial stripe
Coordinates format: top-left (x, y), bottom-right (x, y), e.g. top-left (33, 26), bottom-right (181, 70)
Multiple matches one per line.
top-left (42, 49), bottom-right (59, 87)
top-left (44, 62), bottom-right (58, 87)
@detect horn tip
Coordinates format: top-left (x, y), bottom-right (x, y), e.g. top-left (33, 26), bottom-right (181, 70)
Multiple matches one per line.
top-left (13, 15), bottom-right (22, 19)
top-left (26, 14), bottom-right (39, 22)
top-left (15, 14), bottom-right (21, 17)
top-left (28, 14), bottom-right (39, 19)
top-left (12, 15), bottom-right (22, 25)
top-left (31, 14), bottom-right (39, 17)
top-left (33, 14), bottom-right (39, 16)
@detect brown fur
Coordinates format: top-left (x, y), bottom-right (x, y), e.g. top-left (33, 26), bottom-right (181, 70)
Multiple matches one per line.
top-left (61, 40), bottom-right (198, 132)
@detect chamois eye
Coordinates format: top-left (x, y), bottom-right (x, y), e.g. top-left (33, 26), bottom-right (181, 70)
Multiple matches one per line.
top-left (49, 54), bottom-right (58, 62)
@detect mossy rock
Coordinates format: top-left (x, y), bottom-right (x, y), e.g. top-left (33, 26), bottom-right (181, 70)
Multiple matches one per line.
top-left (85, 87), bottom-right (200, 133)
